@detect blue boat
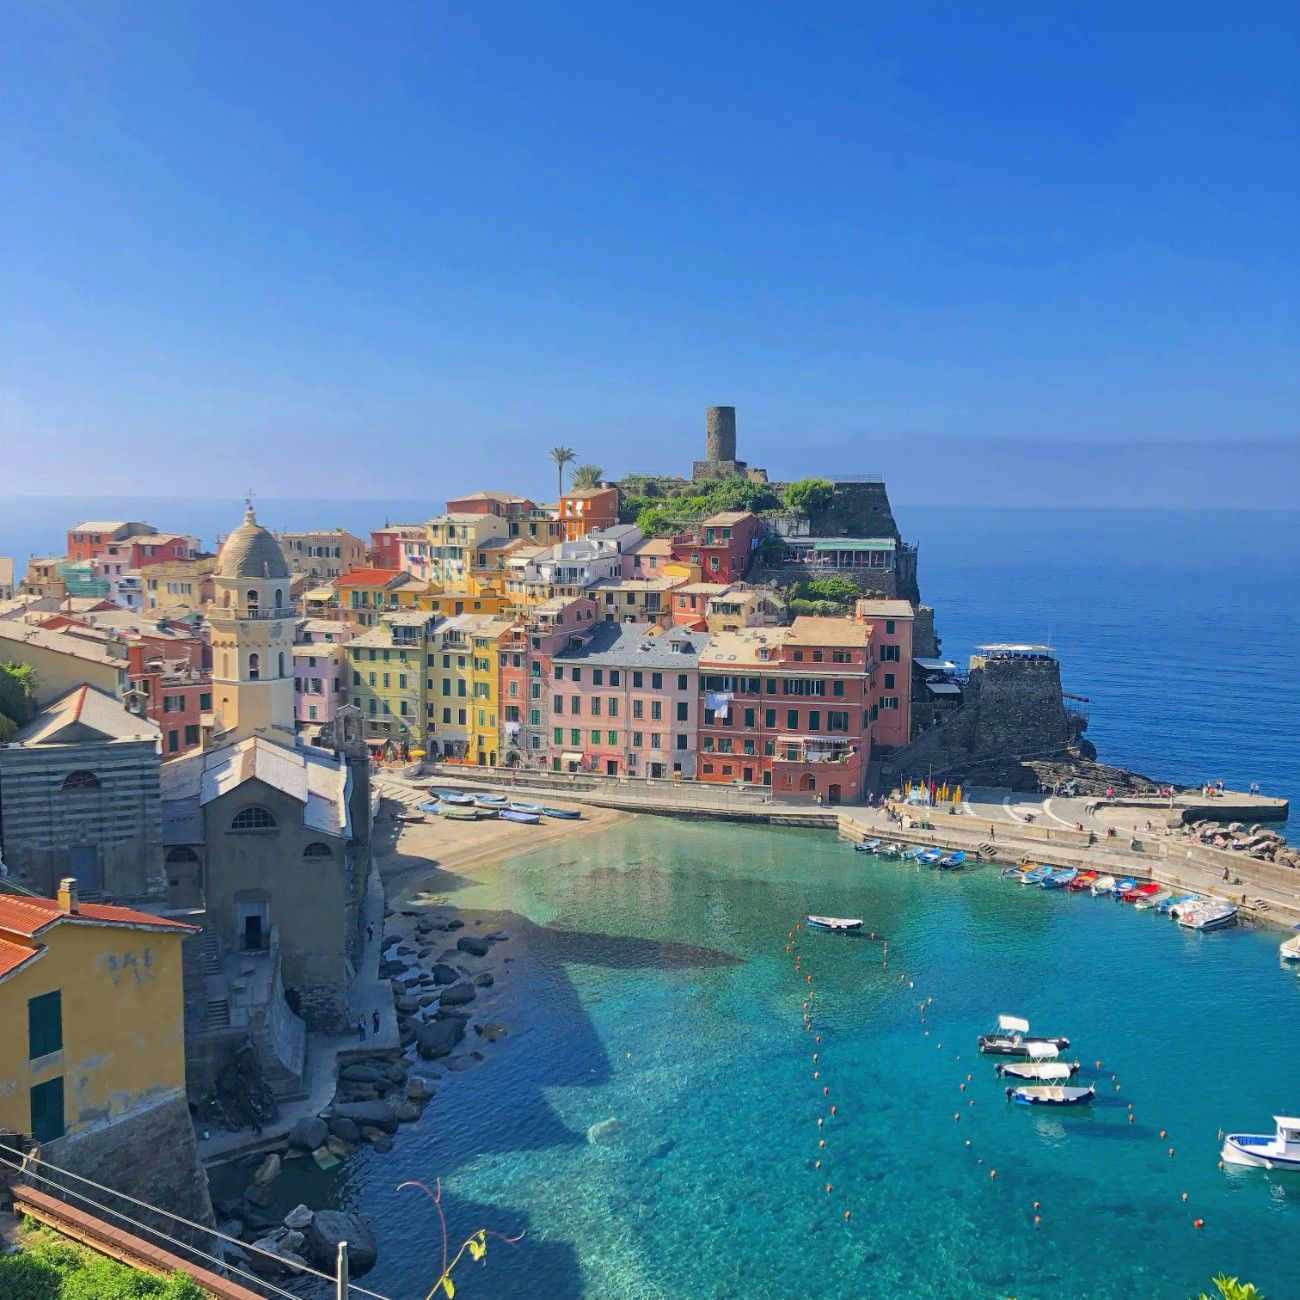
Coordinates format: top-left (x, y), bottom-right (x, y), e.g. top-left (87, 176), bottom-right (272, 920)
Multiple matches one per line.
top-left (416, 800), bottom-right (440, 814)
top-left (474, 794), bottom-right (509, 808)
top-left (938, 850), bottom-right (966, 870)
top-left (509, 801), bottom-right (544, 813)
top-left (1160, 892), bottom-right (1197, 915)
top-left (854, 838), bottom-right (882, 853)
top-left (902, 846), bottom-right (928, 861)
top-left (1111, 876), bottom-right (1137, 898)
top-left (1020, 864), bottom-right (1052, 885)
top-left (1040, 867), bottom-right (1077, 889)
top-left (542, 807), bottom-right (582, 820)
top-left (917, 847), bottom-right (943, 865)
top-left (499, 808), bottom-right (541, 824)
top-left (433, 790), bottom-right (475, 805)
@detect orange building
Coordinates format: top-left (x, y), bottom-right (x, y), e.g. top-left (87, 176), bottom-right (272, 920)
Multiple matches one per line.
top-left (558, 486), bottom-right (619, 540)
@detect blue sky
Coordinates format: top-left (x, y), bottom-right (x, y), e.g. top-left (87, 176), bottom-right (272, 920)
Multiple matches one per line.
top-left (2, 2), bottom-right (1297, 505)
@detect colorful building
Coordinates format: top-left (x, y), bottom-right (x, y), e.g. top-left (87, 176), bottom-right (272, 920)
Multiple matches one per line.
top-left (558, 486), bottom-right (619, 540)
top-left (294, 618), bottom-right (358, 735)
top-left (855, 598), bottom-right (914, 750)
top-left (344, 610), bottom-right (439, 751)
top-left (696, 616), bottom-right (873, 802)
top-left (590, 575), bottom-right (685, 625)
top-left (670, 511), bottom-right (761, 583)
top-left (444, 491), bottom-right (537, 519)
top-left (548, 623), bottom-right (708, 777)
top-left (369, 524), bottom-right (427, 571)
top-left (64, 520), bottom-right (158, 564)
top-left (468, 618), bottom-right (513, 766)
top-left (423, 514), bottom-right (512, 586)
top-left (277, 529), bottom-right (367, 581)
top-left (0, 621), bottom-right (131, 705)
top-left (334, 567), bottom-right (427, 627)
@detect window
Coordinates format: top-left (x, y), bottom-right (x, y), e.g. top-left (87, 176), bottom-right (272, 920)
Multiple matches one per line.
top-left (608, 698), bottom-right (619, 718)
top-left (570, 729), bottom-right (581, 746)
top-left (885, 619), bottom-right (896, 634)
top-left (168, 729), bottom-right (179, 752)
top-left (199, 691), bottom-right (212, 710)
top-left (703, 762), bottom-right (714, 775)
top-left (231, 806), bottom-right (277, 831)
top-left (881, 644), bottom-right (901, 662)
top-left (884, 673), bottom-right (895, 689)
top-left (632, 731), bottom-right (643, 747)
top-left (28, 991), bottom-right (62, 1059)
top-left (61, 770), bottom-right (100, 791)
top-left (828, 711), bottom-right (849, 732)
top-left (650, 700), bottom-right (662, 721)
top-left (591, 697), bottom-right (602, 717)
top-left (30, 1077), bottom-right (64, 1143)
top-left (675, 733), bottom-right (687, 750)
top-left (808, 711), bottom-right (821, 731)
top-left (184, 724), bottom-right (200, 746)
top-left (812, 650), bottom-right (823, 662)
top-left (832, 680), bottom-right (845, 697)
top-left (593, 669), bottom-right (604, 685)
top-left (881, 696), bottom-right (899, 710)
top-left (676, 702), bottom-right (688, 721)
top-left (677, 674), bottom-right (688, 692)
top-left (610, 670), bottom-right (621, 686)
top-left (744, 708), bottom-right (755, 727)
top-left (633, 671), bottom-right (643, 688)
top-left (787, 709), bottom-right (799, 729)
top-left (832, 650), bottom-right (851, 664)
top-left (764, 708), bottom-right (776, 727)
top-left (793, 650), bottom-right (804, 662)
top-left (652, 672), bottom-right (663, 689)
top-left (554, 727), bottom-right (564, 745)
top-left (303, 842), bottom-right (332, 858)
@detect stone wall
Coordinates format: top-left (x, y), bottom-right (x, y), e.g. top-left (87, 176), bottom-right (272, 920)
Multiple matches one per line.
top-left (912, 605), bottom-right (939, 659)
top-left (41, 1089), bottom-right (214, 1243)
top-left (814, 482), bottom-right (900, 541)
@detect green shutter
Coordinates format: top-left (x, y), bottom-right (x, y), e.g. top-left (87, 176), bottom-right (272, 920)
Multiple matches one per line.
top-left (28, 990), bottom-right (62, 1060)
top-left (30, 1076), bottom-right (65, 1142)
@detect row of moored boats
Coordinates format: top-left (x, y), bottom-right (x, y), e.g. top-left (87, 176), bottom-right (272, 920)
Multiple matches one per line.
top-left (855, 839), bottom-right (966, 869)
top-left (978, 1015), bottom-right (1094, 1107)
top-left (1000, 863), bottom-right (1240, 931)
top-left (414, 789), bottom-right (582, 825)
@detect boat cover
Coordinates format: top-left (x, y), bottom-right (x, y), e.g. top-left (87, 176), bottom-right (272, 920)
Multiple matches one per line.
top-left (1027, 1042), bottom-right (1059, 1059)
top-left (998, 1015), bottom-right (1030, 1034)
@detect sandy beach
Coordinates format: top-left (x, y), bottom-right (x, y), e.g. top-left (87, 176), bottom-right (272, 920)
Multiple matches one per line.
top-left (374, 792), bottom-right (632, 905)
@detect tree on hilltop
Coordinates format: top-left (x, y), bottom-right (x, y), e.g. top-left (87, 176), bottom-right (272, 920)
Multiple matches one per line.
top-left (783, 477), bottom-right (834, 519)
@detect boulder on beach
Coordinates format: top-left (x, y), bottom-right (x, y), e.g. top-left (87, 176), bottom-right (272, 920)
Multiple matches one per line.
top-left (431, 962), bottom-right (459, 985)
top-left (486, 931), bottom-right (510, 942)
top-left (340, 1064), bottom-right (384, 1084)
top-left (416, 1018), bottom-right (466, 1060)
top-left (406, 1075), bottom-right (436, 1101)
top-left (327, 1100), bottom-right (400, 1134)
top-left (439, 982), bottom-right (477, 1007)
top-left (242, 1182), bottom-right (275, 1208)
top-left (306, 1210), bottom-right (379, 1276)
top-left (288, 1117), bottom-right (329, 1151)
top-left (390, 1099), bottom-right (422, 1123)
top-left (587, 1118), bottom-right (623, 1145)
top-left (327, 1116), bottom-right (360, 1143)
top-left (472, 971), bottom-right (495, 987)
top-left (456, 935), bottom-right (490, 958)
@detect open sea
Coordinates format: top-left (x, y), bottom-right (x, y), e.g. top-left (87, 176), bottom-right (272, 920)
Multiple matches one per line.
top-left (7, 498), bottom-right (1299, 1295)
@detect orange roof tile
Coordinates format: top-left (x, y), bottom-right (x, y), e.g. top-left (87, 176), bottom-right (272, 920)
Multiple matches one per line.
top-left (336, 568), bottom-right (404, 587)
top-left (0, 936), bottom-right (43, 982)
top-left (0, 892), bottom-right (197, 938)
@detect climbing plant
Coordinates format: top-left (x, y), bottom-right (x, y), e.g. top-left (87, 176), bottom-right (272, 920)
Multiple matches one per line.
top-left (401, 1177), bottom-right (523, 1299)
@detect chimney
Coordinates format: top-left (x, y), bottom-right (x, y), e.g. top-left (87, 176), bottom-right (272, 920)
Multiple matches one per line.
top-left (57, 877), bottom-right (79, 914)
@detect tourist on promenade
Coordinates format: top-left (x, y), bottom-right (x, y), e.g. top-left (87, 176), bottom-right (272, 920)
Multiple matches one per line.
top-left (372, 1009), bottom-right (380, 1036)
top-left (356, 1016), bottom-right (366, 1042)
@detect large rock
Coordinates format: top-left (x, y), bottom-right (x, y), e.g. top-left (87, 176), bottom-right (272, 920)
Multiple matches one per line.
top-left (477, 1021), bottom-right (509, 1042)
top-left (390, 1100), bottom-right (422, 1123)
top-left (242, 1182), bottom-right (275, 1209)
top-left (327, 1117), bottom-right (360, 1143)
top-left (456, 936), bottom-right (490, 958)
top-left (327, 1100), bottom-right (400, 1134)
top-left (439, 982), bottom-right (477, 1007)
top-left (416, 1018), bottom-right (466, 1060)
top-left (431, 962), bottom-right (459, 986)
top-left (472, 972), bottom-right (495, 987)
top-left (406, 1075), bottom-right (437, 1101)
top-left (587, 1117), bottom-right (623, 1145)
top-left (307, 1211), bottom-right (379, 1276)
top-left (288, 1116), bottom-right (329, 1151)
top-left (283, 1204), bottom-right (314, 1232)
top-left (340, 1064), bottom-right (384, 1083)
top-left (252, 1153), bottom-right (281, 1185)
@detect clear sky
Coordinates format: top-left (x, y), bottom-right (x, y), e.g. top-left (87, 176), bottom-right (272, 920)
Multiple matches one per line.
top-left (2, 2), bottom-right (1297, 505)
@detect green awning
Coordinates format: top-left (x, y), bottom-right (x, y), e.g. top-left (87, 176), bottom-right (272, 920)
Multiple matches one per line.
top-left (811, 539), bottom-right (895, 553)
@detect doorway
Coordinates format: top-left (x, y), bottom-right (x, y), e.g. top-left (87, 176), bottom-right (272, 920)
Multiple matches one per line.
top-left (67, 845), bottom-right (97, 892)
top-left (238, 901), bottom-right (269, 952)
top-left (605, 759), bottom-right (618, 776)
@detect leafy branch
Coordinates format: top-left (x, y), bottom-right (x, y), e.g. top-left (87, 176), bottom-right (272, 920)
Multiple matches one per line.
top-left (398, 1177), bottom-right (525, 1299)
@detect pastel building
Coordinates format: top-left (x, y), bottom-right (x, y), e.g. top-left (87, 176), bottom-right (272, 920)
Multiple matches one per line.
top-left (294, 618), bottom-right (358, 735)
top-left (855, 598), bottom-right (914, 750)
top-left (345, 610), bottom-right (440, 751)
top-left (590, 575), bottom-right (685, 625)
top-left (670, 511), bottom-right (761, 584)
top-left (558, 486), bottom-right (619, 540)
top-left (424, 514), bottom-right (511, 586)
top-left (65, 521), bottom-right (158, 564)
top-left (444, 491), bottom-right (537, 520)
top-left (334, 567), bottom-right (427, 627)
top-left (369, 524), bottom-right (427, 571)
top-left (277, 529), bottom-right (366, 581)
top-left (549, 623), bottom-right (708, 778)
top-left (696, 616), bottom-right (873, 802)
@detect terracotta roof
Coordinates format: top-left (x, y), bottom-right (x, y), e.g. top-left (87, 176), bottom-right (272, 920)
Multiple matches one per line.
top-left (0, 936), bottom-right (44, 983)
top-left (336, 567), bottom-right (405, 587)
top-left (786, 616), bottom-right (870, 647)
top-left (0, 891), bottom-right (197, 938)
top-left (701, 511), bottom-right (756, 526)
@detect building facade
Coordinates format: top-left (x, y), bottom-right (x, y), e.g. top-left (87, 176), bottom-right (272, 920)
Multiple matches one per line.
top-left (277, 529), bottom-right (366, 581)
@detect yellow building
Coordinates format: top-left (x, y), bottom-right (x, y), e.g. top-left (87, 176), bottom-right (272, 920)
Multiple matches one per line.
top-left (333, 568), bottom-right (428, 628)
top-left (344, 610), bottom-right (440, 750)
top-left (418, 578), bottom-right (511, 620)
top-left (0, 621), bottom-right (130, 705)
top-left (468, 618), bottom-right (512, 766)
top-left (0, 881), bottom-right (194, 1145)
top-left (590, 575), bottom-right (687, 626)
top-left (424, 514), bottom-right (512, 587)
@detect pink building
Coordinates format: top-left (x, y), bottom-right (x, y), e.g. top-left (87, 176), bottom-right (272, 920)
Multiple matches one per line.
top-left (549, 623), bottom-right (708, 778)
top-left (369, 525), bottom-right (426, 570)
top-left (294, 618), bottom-right (358, 733)
top-left (445, 491), bottom-right (537, 519)
top-left (856, 599), bottom-right (914, 751)
top-left (669, 511), bottom-right (760, 583)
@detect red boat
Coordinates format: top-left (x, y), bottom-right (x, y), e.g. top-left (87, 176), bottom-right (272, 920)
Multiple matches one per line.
top-left (1121, 881), bottom-right (1161, 904)
top-left (1067, 869), bottom-right (1098, 893)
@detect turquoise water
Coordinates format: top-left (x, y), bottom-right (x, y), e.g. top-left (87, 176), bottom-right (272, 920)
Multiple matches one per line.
top-left (258, 819), bottom-right (1300, 1298)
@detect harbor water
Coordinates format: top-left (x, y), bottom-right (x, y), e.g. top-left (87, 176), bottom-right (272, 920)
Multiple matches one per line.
top-left (252, 819), bottom-right (1300, 1298)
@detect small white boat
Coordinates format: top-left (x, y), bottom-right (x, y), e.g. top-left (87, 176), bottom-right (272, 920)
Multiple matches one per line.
top-left (995, 1042), bottom-right (1080, 1081)
top-left (1279, 929), bottom-right (1300, 962)
top-left (1091, 874), bottom-right (1116, 896)
top-left (1222, 1116), bottom-right (1300, 1170)
top-left (1167, 895), bottom-right (1202, 920)
top-left (1006, 1083), bottom-right (1095, 1107)
top-left (806, 915), bottom-right (863, 933)
top-left (1134, 888), bottom-right (1172, 911)
top-left (854, 838), bottom-right (882, 854)
top-left (879, 842), bottom-right (904, 858)
top-left (977, 1015), bottom-right (1070, 1056)
top-left (1178, 900), bottom-right (1239, 931)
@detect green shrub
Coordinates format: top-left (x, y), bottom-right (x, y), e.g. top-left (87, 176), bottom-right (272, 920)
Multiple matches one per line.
top-left (0, 1228), bottom-right (206, 1300)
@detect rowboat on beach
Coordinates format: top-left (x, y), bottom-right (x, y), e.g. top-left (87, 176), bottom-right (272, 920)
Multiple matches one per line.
top-left (499, 808), bottom-right (541, 824)
top-left (434, 790), bottom-right (475, 805)
top-left (416, 801), bottom-right (441, 814)
top-left (542, 807), bottom-right (582, 820)
top-left (977, 1015), bottom-right (1071, 1056)
top-left (807, 915), bottom-right (863, 933)
top-left (474, 794), bottom-right (509, 808)
top-left (442, 807), bottom-right (481, 821)
top-left (509, 801), bottom-right (545, 813)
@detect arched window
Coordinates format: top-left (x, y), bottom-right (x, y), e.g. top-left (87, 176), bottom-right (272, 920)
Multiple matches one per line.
top-left (302, 842), bottom-right (332, 859)
top-left (166, 846), bottom-right (199, 863)
top-left (249, 652), bottom-right (260, 681)
top-left (274, 588), bottom-right (284, 608)
top-left (246, 589), bottom-right (259, 612)
top-left (221, 652), bottom-right (230, 679)
top-left (62, 770), bottom-right (101, 791)
top-left (222, 590), bottom-right (231, 608)
top-left (231, 806), bottom-right (277, 831)
top-left (277, 652), bottom-right (286, 677)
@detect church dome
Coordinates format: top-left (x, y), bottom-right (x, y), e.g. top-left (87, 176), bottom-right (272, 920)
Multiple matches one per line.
top-left (216, 506), bottom-right (290, 580)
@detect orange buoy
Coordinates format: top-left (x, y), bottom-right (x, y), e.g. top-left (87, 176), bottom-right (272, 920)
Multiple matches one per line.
top-left (960, 1084), bottom-right (966, 1092)
top-left (844, 1210), bottom-right (852, 1221)
top-left (1128, 1114), bottom-right (1134, 1124)
top-left (1193, 1219), bottom-right (1204, 1230)
top-left (825, 1183), bottom-right (832, 1194)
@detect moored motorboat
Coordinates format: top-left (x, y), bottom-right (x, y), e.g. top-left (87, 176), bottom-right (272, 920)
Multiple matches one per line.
top-left (499, 808), bottom-right (541, 824)
top-left (1165, 894), bottom-right (1201, 919)
top-left (854, 838), bottom-right (882, 853)
top-left (1134, 888), bottom-right (1171, 911)
top-left (1121, 881), bottom-right (1160, 904)
top-left (1221, 1117), bottom-right (1300, 1170)
top-left (902, 846), bottom-right (928, 861)
top-left (542, 807), bottom-right (582, 819)
top-left (917, 847), bottom-right (943, 865)
top-left (1177, 900), bottom-right (1239, 931)
top-left (1067, 869), bottom-right (1098, 892)
top-left (879, 842), bottom-right (904, 858)
top-left (1091, 874), bottom-right (1117, 896)
top-left (1039, 867), bottom-right (1077, 889)
top-left (1110, 876), bottom-right (1137, 898)
top-left (806, 915), bottom-right (863, 933)
top-left (938, 850), bottom-right (966, 870)
top-left (977, 1015), bottom-right (1070, 1056)
top-left (1001, 864), bottom-right (1030, 879)
top-left (1006, 1083), bottom-right (1095, 1107)
top-left (1279, 929), bottom-right (1300, 962)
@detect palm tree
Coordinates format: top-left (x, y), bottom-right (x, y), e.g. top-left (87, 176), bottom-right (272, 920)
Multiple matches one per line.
top-left (549, 446), bottom-right (577, 498)
top-left (571, 464), bottom-right (605, 489)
